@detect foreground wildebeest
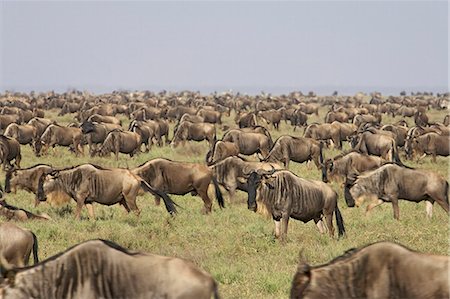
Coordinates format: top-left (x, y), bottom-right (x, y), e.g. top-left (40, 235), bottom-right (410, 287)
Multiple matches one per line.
top-left (96, 129), bottom-right (141, 160)
top-left (222, 129), bottom-right (271, 158)
top-left (0, 223), bottom-right (38, 268)
top-left (171, 121), bottom-right (216, 148)
top-left (406, 132), bottom-right (449, 162)
top-left (35, 124), bottom-right (83, 156)
top-left (0, 239), bottom-right (220, 299)
top-left (344, 163), bottom-right (449, 219)
top-left (0, 200), bottom-right (50, 221)
top-left (351, 130), bottom-right (401, 163)
top-left (5, 164), bottom-right (54, 206)
top-left (247, 169), bottom-right (345, 241)
top-left (205, 140), bottom-right (240, 166)
top-left (322, 152), bottom-right (384, 183)
top-left (210, 156), bottom-right (283, 200)
top-left (264, 136), bottom-right (324, 169)
top-left (37, 164), bottom-right (176, 219)
top-left (290, 241), bottom-right (450, 299)
top-left (0, 135), bottom-right (21, 170)
top-left (132, 158), bottom-right (224, 214)
top-left (80, 121), bottom-right (122, 156)
top-left (4, 123), bottom-right (37, 146)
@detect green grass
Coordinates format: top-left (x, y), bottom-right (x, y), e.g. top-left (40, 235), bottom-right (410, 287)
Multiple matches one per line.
top-left (2, 106), bottom-right (449, 298)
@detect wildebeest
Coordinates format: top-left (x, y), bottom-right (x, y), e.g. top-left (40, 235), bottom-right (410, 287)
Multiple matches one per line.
top-left (210, 156), bottom-right (282, 200)
top-left (129, 119), bottom-right (169, 147)
top-left (322, 152), bottom-right (384, 183)
top-left (0, 114), bottom-right (21, 133)
top-left (80, 121), bottom-right (122, 156)
top-left (236, 112), bottom-right (257, 128)
top-left (290, 109), bottom-right (308, 131)
top-left (258, 109), bottom-right (282, 130)
top-left (206, 140), bottom-right (240, 166)
top-left (87, 113), bottom-right (122, 126)
top-left (222, 129), bottom-right (272, 158)
top-left (351, 130), bottom-right (401, 163)
top-left (0, 200), bottom-right (51, 221)
top-left (0, 135), bottom-right (21, 170)
top-left (0, 223), bottom-right (38, 268)
top-left (27, 117), bottom-right (53, 139)
top-left (0, 239), bottom-right (220, 299)
top-left (5, 164), bottom-right (54, 206)
top-left (304, 122), bottom-right (342, 149)
top-left (406, 132), bottom-right (449, 162)
top-left (132, 158), bottom-right (224, 214)
top-left (290, 241), bottom-right (449, 299)
top-left (96, 129), bottom-right (141, 160)
top-left (4, 123), bottom-right (37, 146)
top-left (197, 108), bottom-right (222, 124)
top-left (264, 136), bottom-right (324, 169)
top-left (171, 121), bottom-right (216, 148)
top-left (35, 124), bottom-right (83, 157)
top-left (344, 163), bottom-right (449, 219)
top-left (37, 164), bottom-right (176, 219)
top-left (247, 169), bottom-right (345, 241)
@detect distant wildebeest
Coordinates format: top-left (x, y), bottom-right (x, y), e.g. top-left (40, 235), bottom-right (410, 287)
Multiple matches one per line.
top-left (222, 129), bottom-right (272, 158)
top-left (258, 109), bottom-right (282, 130)
top-left (27, 117), bottom-right (53, 139)
top-left (171, 121), bottom-right (216, 148)
top-left (179, 113), bottom-right (204, 124)
top-left (0, 135), bottom-right (21, 170)
top-left (290, 241), bottom-right (449, 299)
top-left (297, 103), bottom-right (319, 115)
top-left (0, 114), bottom-right (21, 133)
top-left (58, 102), bottom-right (81, 116)
top-left (206, 140), bottom-right (240, 166)
top-left (236, 112), bottom-right (257, 128)
top-left (132, 158), bottom-right (224, 214)
top-left (5, 164), bottom-right (54, 206)
top-left (290, 109), bottom-right (308, 131)
top-left (197, 108), bottom-right (222, 124)
top-left (96, 129), bottom-right (141, 160)
top-left (4, 123), bottom-right (37, 146)
top-left (0, 222), bottom-right (39, 268)
top-left (0, 239), bottom-right (220, 299)
top-left (322, 152), bottom-right (384, 183)
top-left (324, 111), bottom-right (349, 123)
top-left (210, 156), bottom-right (282, 200)
top-left (304, 122), bottom-right (342, 149)
top-left (414, 110), bottom-right (429, 127)
top-left (380, 122), bottom-right (408, 147)
top-left (129, 119), bottom-right (169, 147)
top-left (87, 113), bottom-right (122, 126)
top-left (247, 169), bottom-right (345, 241)
top-left (344, 163), bottom-right (449, 219)
top-left (351, 130), bottom-right (401, 163)
top-left (264, 136), bottom-right (324, 169)
top-left (35, 124), bottom-right (83, 157)
top-left (352, 113), bottom-right (382, 127)
top-left (80, 121), bottom-right (122, 156)
top-left (37, 164), bottom-right (176, 219)
top-left (406, 132), bottom-right (449, 162)
top-left (0, 200), bottom-right (51, 221)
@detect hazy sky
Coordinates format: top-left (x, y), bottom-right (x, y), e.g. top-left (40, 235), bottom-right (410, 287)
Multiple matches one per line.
top-left (1, 1), bottom-right (448, 95)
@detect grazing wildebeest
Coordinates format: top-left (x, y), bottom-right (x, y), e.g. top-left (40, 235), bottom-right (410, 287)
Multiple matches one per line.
top-left (37, 164), bottom-right (176, 219)
top-left (344, 163), bottom-right (449, 219)
top-left (197, 108), bottom-right (222, 124)
top-left (247, 169), bottom-right (345, 241)
top-left (0, 223), bottom-right (38, 268)
top-left (352, 113), bottom-right (382, 127)
top-left (171, 121), bottom-right (216, 148)
top-left (132, 158), bottom-right (224, 214)
top-left (0, 200), bottom-right (51, 221)
top-left (351, 130), bottom-right (401, 163)
top-left (290, 241), bottom-right (449, 299)
top-left (324, 111), bottom-right (349, 123)
top-left (80, 121), bottom-right (122, 156)
top-left (205, 140), bottom-right (240, 166)
top-left (258, 109), bottom-right (282, 130)
top-left (5, 164), bottom-right (54, 206)
top-left (290, 109), bottom-right (308, 131)
top-left (0, 135), bottom-right (21, 170)
top-left (236, 112), bottom-right (257, 128)
top-left (96, 130), bottom-right (141, 160)
top-left (87, 113), bottom-right (122, 126)
top-left (304, 122), bottom-right (342, 149)
top-left (380, 123), bottom-right (408, 147)
top-left (210, 156), bottom-right (282, 200)
top-left (222, 129), bottom-right (272, 158)
top-left (27, 117), bottom-right (53, 139)
top-left (264, 136), bottom-right (324, 169)
top-left (322, 152), bottom-right (384, 183)
top-left (407, 132), bottom-right (449, 162)
top-left (129, 119), bottom-right (169, 147)
top-left (35, 124), bottom-right (83, 156)
top-left (0, 239), bottom-right (220, 299)
top-left (4, 123), bottom-right (37, 146)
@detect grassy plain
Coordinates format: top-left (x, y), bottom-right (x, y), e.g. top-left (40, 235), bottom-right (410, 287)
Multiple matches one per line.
top-left (2, 106), bottom-right (449, 298)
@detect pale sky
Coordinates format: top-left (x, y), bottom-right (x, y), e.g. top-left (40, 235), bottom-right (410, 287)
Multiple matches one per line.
top-left (0, 1), bottom-right (448, 95)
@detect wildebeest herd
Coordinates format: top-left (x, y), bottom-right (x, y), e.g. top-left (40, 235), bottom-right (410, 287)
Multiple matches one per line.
top-left (0, 89), bottom-right (449, 298)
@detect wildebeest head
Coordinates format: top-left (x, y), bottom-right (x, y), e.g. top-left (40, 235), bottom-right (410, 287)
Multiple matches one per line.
top-left (37, 171), bottom-right (60, 202)
top-left (246, 168), bottom-right (276, 212)
top-left (80, 121), bottom-right (96, 134)
top-left (344, 173), bottom-right (368, 208)
top-left (171, 122), bottom-right (189, 148)
top-left (290, 262), bottom-right (312, 299)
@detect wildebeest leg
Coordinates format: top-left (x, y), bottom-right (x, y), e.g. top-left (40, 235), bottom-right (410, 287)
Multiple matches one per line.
top-left (86, 203), bottom-right (95, 220)
top-left (198, 189), bottom-right (212, 214)
top-left (314, 218), bottom-right (326, 234)
top-left (366, 199), bottom-right (384, 215)
top-left (274, 219), bottom-right (281, 238)
top-left (119, 199), bottom-right (131, 213)
top-left (324, 212), bottom-right (334, 237)
top-left (426, 201), bottom-right (434, 218)
top-left (123, 194), bottom-right (140, 216)
top-left (280, 212), bottom-right (289, 241)
top-left (390, 197), bottom-right (400, 220)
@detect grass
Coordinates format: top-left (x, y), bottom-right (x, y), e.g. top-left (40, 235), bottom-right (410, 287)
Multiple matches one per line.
top-left (2, 106), bottom-right (449, 298)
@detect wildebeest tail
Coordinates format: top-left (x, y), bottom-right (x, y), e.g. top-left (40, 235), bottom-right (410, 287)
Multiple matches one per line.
top-left (319, 141), bottom-right (324, 165)
top-left (212, 176), bottom-right (225, 208)
top-left (391, 141), bottom-right (405, 167)
top-left (321, 162), bottom-right (328, 183)
top-left (140, 180), bottom-right (178, 215)
top-left (37, 173), bottom-right (46, 202)
top-left (335, 205), bottom-right (346, 237)
top-left (31, 231), bottom-right (39, 264)
top-left (445, 181), bottom-right (449, 205)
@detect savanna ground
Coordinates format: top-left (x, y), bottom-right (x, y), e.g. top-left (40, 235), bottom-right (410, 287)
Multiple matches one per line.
top-left (2, 104), bottom-right (449, 298)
